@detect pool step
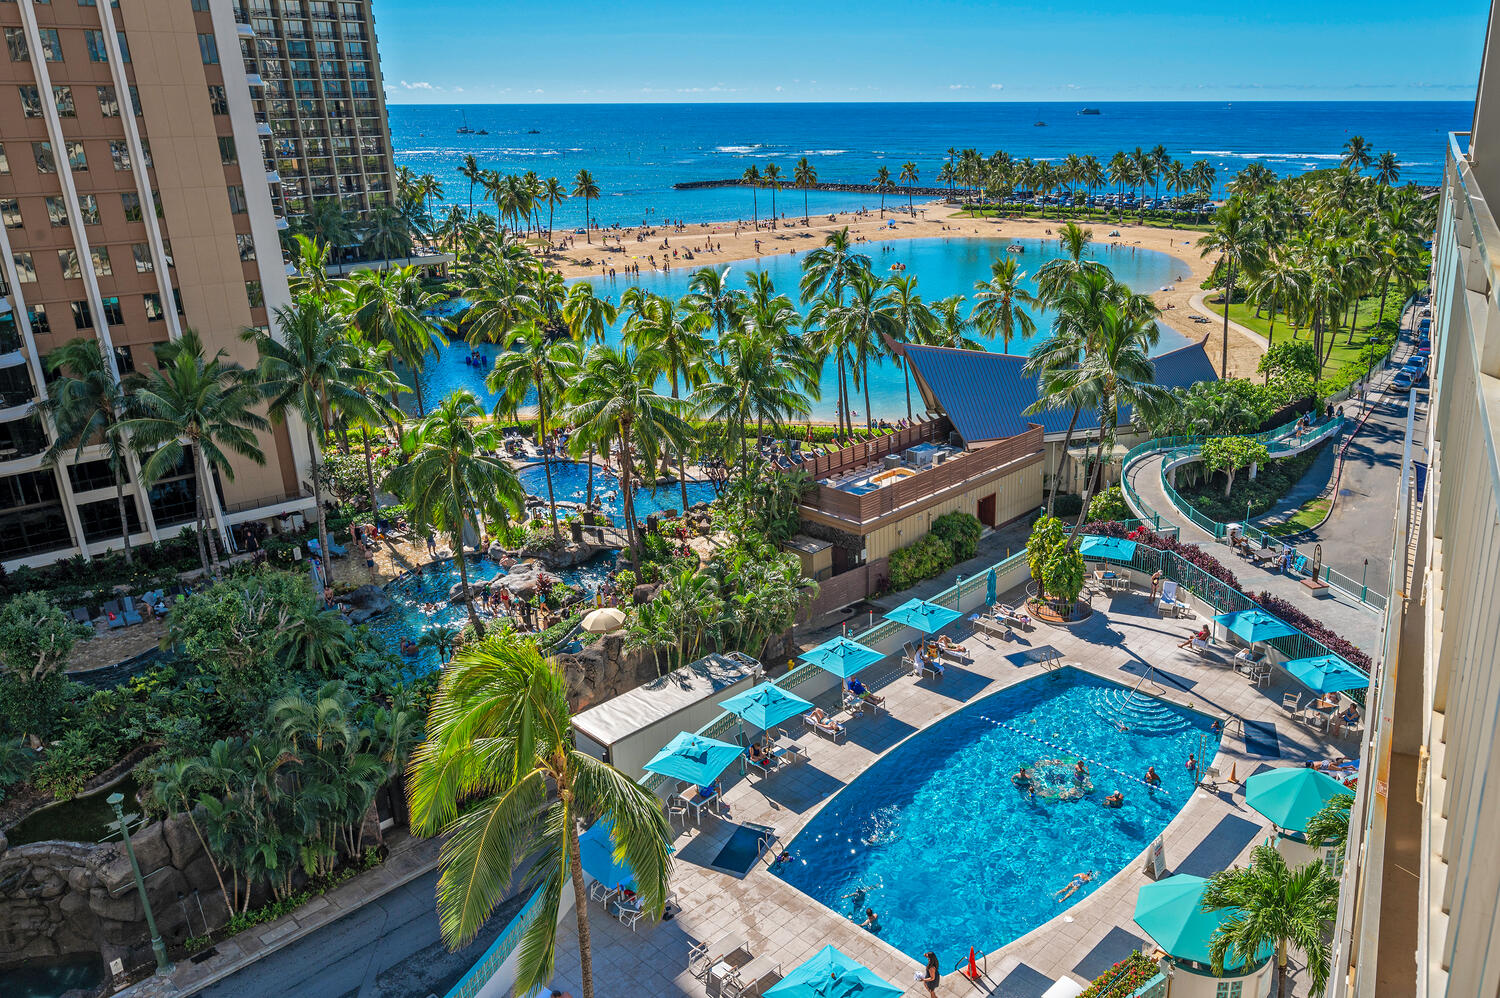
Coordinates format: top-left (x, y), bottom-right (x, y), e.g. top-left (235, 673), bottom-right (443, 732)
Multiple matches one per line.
top-left (1091, 688), bottom-right (1193, 736)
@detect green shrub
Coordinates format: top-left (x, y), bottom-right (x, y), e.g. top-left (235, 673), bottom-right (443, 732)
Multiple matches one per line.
top-left (1052, 493), bottom-right (1084, 517)
top-left (1088, 486), bottom-right (1130, 523)
top-left (889, 533), bottom-right (954, 591)
top-left (1026, 515), bottom-right (1084, 610)
top-left (931, 512), bottom-right (982, 563)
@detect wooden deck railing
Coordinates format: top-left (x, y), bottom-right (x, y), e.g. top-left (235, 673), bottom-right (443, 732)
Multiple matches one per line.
top-left (787, 419), bottom-right (952, 481)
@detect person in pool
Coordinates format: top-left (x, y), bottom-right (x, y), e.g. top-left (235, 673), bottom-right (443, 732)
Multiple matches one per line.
top-left (1074, 759), bottom-right (1089, 783)
top-left (1144, 766), bottom-right (1162, 787)
top-left (1013, 766), bottom-right (1032, 786)
top-left (1054, 871), bottom-right (1098, 901)
top-left (1104, 791), bottom-right (1125, 807)
top-left (861, 907), bottom-right (879, 929)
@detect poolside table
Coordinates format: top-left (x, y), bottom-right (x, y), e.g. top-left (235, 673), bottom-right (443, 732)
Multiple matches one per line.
top-left (681, 783), bottom-right (722, 824)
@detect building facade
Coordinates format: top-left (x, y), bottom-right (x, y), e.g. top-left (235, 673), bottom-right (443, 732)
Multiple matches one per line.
top-left (1326, 7), bottom-right (1500, 995)
top-left (0, 0), bottom-right (316, 570)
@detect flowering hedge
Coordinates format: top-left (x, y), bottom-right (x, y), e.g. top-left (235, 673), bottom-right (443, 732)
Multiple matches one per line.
top-left (1076, 951), bottom-right (1158, 998)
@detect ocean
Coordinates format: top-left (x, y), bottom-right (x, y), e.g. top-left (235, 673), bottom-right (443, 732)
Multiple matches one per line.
top-left (390, 100), bottom-right (1471, 230)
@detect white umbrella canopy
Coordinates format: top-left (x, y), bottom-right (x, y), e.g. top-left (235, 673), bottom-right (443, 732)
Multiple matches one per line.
top-left (581, 607), bottom-right (627, 633)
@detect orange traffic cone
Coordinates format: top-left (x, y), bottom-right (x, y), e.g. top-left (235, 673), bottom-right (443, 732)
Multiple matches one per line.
top-left (1229, 762), bottom-right (1239, 784)
top-left (963, 947), bottom-right (981, 981)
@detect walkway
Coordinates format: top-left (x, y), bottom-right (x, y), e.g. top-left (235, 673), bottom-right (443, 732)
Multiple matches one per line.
top-left (538, 579), bottom-right (1354, 997)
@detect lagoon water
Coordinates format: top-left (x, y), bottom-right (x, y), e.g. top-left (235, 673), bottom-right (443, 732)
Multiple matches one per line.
top-left (418, 236), bottom-right (1189, 421)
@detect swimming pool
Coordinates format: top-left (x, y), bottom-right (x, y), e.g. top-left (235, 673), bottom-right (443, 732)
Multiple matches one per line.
top-left (775, 668), bottom-right (1220, 963)
top-left (517, 460), bottom-right (719, 523)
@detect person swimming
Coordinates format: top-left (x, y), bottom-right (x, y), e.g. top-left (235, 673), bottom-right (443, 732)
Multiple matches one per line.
top-left (1144, 766), bottom-right (1162, 786)
top-left (1054, 871), bottom-right (1098, 901)
top-left (1104, 791), bottom-right (1125, 808)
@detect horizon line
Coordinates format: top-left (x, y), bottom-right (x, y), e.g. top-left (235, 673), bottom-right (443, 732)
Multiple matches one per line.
top-left (386, 96), bottom-right (1475, 107)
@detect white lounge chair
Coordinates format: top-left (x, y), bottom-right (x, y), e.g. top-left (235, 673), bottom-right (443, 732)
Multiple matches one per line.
top-left (1158, 580), bottom-right (1187, 617)
top-left (722, 954), bottom-right (783, 998)
top-left (690, 931), bottom-right (750, 981)
top-left (996, 604), bottom-right (1032, 629)
top-left (609, 895), bottom-right (645, 930)
top-left (804, 712), bottom-right (846, 741)
top-left (588, 880), bottom-right (619, 906)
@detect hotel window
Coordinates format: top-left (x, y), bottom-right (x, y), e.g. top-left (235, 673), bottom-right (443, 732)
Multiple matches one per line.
top-left (45, 196), bottom-right (69, 227)
top-left (218, 136), bottom-right (238, 165)
top-left (208, 84), bottom-right (227, 115)
top-left (27, 304), bottom-right (49, 334)
top-left (227, 185), bottom-right (247, 214)
top-left (245, 280), bottom-right (263, 308)
top-left (97, 84), bottom-right (118, 117)
top-left (5, 27), bottom-right (27, 62)
top-left (71, 299), bottom-right (92, 328)
top-left (1214, 985), bottom-right (1242, 998)
top-left (121, 191), bottom-right (142, 222)
top-left (128, 85), bottom-right (141, 116)
top-left (143, 292), bottom-right (163, 320)
top-left (100, 295), bottom-right (122, 323)
top-left (109, 140), bottom-right (131, 171)
top-left (115, 32), bottom-right (129, 62)
top-left (85, 29), bottom-right (107, 62)
top-left (77, 194), bottom-right (99, 224)
top-left (91, 247), bottom-right (112, 277)
top-left (66, 142), bottom-right (87, 172)
top-left (236, 233), bottom-right (256, 261)
top-left (139, 140), bottom-right (153, 168)
top-left (161, 240), bottom-right (174, 268)
top-left (32, 142), bottom-right (56, 174)
top-left (0, 199), bottom-right (20, 229)
top-left (152, 190), bottom-right (164, 219)
top-left (12, 253), bottom-right (36, 283)
top-left (18, 85), bottom-right (42, 118)
top-left (0, 143), bottom-right (8, 174)
top-left (38, 28), bottom-right (62, 62)
top-left (132, 243), bottom-right (153, 273)
top-left (191, 0), bottom-right (209, 8)
top-left (198, 33), bottom-right (218, 65)
top-left (111, 346), bottom-right (132, 375)
top-left (53, 85), bottom-right (74, 117)
top-left (58, 249), bottom-right (81, 279)
top-left (173, 288), bottom-right (185, 315)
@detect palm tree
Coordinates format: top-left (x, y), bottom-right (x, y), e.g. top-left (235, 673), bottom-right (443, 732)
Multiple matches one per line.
top-left (561, 282), bottom-right (619, 344)
top-left (1199, 198), bottom-right (1263, 377)
top-left (971, 256), bottom-right (1038, 353)
top-left (685, 266), bottom-right (740, 348)
top-left (1035, 222), bottom-right (1104, 306)
top-left (800, 228), bottom-right (872, 434)
top-left (1340, 135), bottom-right (1373, 174)
top-left (1304, 793), bottom-right (1354, 851)
top-left (1247, 257), bottom-right (1309, 360)
top-left (120, 331), bottom-right (268, 575)
top-left (742, 164), bottom-right (761, 228)
top-left (345, 265), bottom-right (449, 414)
top-left (827, 270), bottom-right (899, 430)
top-left (900, 161), bottom-right (919, 215)
top-left (361, 204), bottom-right (414, 266)
top-left (247, 297), bottom-right (396, 585)
top-left (884, 274), bottom-right (934, 421)
top-left (1373, 151), bottom-right (1400, 188)
top-left (763, 162), bottom-right (781, 229)
top-left (927, 295), bottom-right (982, 350)
top-left (794, 156), bottom-right (817, 224)
top-left (416, 623), bottom-right (460, 664)
top-left (41, 338), bottom-right (138, 563)
top-left (287, 234), bottom-right (334, 298)
top-left (571, 168), bottom-right (600, 243)
top-left (622, 295), bottom-right (711, 511)
top-left (1202, 843), bottom-right (1339, 998)
top-left (384, 391), bottom-right (522, 635)
top-left (461, 255), bottom-right (538, 351)
top-left (341, 331), bottom-right (407, 525)
top-left (459, 154), bottom-right (483, 217)
top-left (562, 346), bottom-right (691, 561)
top-left (486, 323), bottom-right (581, 539)
top-left (542, 176), bottom-right (568, 240)
top-left (696, 326), bottom-right (812, 475)
top-left (873, 165), bottom-right (892, 218)
top-left (406, 640), bottom-right (672, 998)
top-left (297, 199), bottom-right (356, 251)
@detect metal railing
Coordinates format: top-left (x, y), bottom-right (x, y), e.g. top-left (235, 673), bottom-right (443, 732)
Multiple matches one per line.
top-left (444, 887), bottom-right (546, 998)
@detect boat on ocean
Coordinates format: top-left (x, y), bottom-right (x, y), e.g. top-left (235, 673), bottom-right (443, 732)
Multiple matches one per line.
top-left (1078, 107), bottom-right (1101, 115)
top-left (1033, 120), bottom-right (1047, 127)
top-left (456, 110), bottom-right (474, 135)
top-left (527, 128), bottom-right (541, 134)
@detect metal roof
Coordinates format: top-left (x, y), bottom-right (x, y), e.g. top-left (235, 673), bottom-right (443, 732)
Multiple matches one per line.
top-left (905, 338), bottom-right (1218, 443)
top-left (570, 651), bottom-right (761, 748)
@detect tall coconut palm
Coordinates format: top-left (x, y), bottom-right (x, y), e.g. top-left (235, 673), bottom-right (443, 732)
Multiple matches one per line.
top-left (696, 326), bottom-right (812, 476)
top-left (763, 162), bottom-right (782, 229)
top-left (1202, 843), bottom-right (1339, 998)
top-left (406, 639), bottom-right (672, 998)
top-left (884, 274), bottom-right (934, 421)
top-left (873, 165), bottom-right (893, 218)
top-left (40, 338), bottom-right (138, 562)
top-left (542, 176), bottom-right (568, 240)
top-left (571, 168), bottom-right (600, 243)
top-left (383, 391), bottom-right (523, 636)
top-left (928, 294), bottom-right (982, 350)
top-left (361, 204), bottom-right (414, 267)
top-left (1373, 151), bottom-right (1400, 188)
top-left (459, 154), bottom-right (483, 217)
top-left (1340, 135), bottom-right (1372, 174)
top-left (793, 156), bottom-right (817, 224)
top-left (287, 234), bottom-right (334, 299)
top-left (562, 346), bottom-right (691, 560)
top-left (1199, 198), bottom-right (1263, 377)
top-left (741, 164), bottom-right (761, 228)
top-left (120, 331), bottom-right (268, 575)
top-left (1247, 256), bottom-right (1309, 360)
top-left (345, 265), bottom-right (449, 414)
top-left (827, 270), bottom-right (899, 430)
top-left (800, 227), bottom-right (871, 434)
top-left (685, 266), bottom-right (740, 348)
top-left (900, 161), bottom-right (919, 215)
top-left (341, 331), bottom-right (407, 526)
top-left (971, 256), bottom-right (1038, 353)
top-left (1035, 222), bottom-right (1105, 306)
top-left (622, 295), bottom-right (712, 510)
top-left (561, 282), bottom-right (619, 344)
top-left (1304, 793), bottom-right (1354, 852)
top-left (247, 297), bottom-right (398, 585)
top-left (486, 323), bottom-right (581, 539)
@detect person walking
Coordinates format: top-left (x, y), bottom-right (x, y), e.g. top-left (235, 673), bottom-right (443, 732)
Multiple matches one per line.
top-left (921, 952), bottom-right (941, 996)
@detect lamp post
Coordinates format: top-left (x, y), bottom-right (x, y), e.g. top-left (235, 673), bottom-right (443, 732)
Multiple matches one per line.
top-left (107, 792), bottom-right (172, 976)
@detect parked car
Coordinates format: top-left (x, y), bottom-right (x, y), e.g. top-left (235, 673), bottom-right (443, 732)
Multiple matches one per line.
top-left (1392, 371), bottom-right (1414, 391)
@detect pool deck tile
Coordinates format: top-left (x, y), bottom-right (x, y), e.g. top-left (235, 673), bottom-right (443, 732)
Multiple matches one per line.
top-left (540, 583), bottom-right (1359, 997)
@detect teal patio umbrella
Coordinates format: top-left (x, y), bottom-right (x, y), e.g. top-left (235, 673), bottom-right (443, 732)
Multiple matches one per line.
top-left (798, 636), bottom-right (885, 680)
top-left (720, 682), bottom-right (814, 731)
top-left (1282, 654), bottom-right (1368, 695)
top-left (884, 598), bottom-right (963, 634)
top-left (1079, 535), bottom-right (1138, 562)
top-left (578, 814), bottom-right (674, 891)
top-left (764, 944), bottom-right (904, 998)
top-left (642, 732), bottom-right (744, 786)
top-left (986, 567), bottom-right (997, 606)
top-left (1244, 767), bottom-right (1348, 834)
top-left (1212, 609), bottom-right (1298, 644)
top-left (1134, 874), bottom-right (1273, 971)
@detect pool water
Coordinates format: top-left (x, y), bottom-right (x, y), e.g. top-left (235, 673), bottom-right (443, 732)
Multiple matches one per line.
top-left (516, 460), bottom-right (719, 524)
top-left (416, 236), bottom-right (1188, 420)
top-left (0, 956), bottom-right (103, 998)
top-left (776, 668), bottom-right (1220, 962)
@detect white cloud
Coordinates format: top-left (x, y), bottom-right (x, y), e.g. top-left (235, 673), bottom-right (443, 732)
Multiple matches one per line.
top-left (528, 88), bottom-right (544, 95)
top-left (774, 85), bottom-right (783, 93)
top-left (948, 84), bottom-right (971, 90)
top-left (989, 83), bottom-right (1004, 90)
top-left (400, 80), bottom-right (440, 91)
top-left (453, 86), bottom-right (464, 93)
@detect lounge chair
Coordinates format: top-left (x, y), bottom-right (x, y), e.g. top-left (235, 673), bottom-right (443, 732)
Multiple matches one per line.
top-left (995, 604), bottom-right (1032, 629)
top-left (912, 650), bottom-right (943, 680)
top-left (722, 955), bottom-right (783, 998)
top-left (804, 711), bottom-right (846, 741)
top-left (588, 880), bottom-right (619, 906)
top-left (971, 611), bottom-right (1009, 640)
top-left (689, 931), bottom-right (750, 982)
top-left (68, 606), bottom-right (93, 625)
top-left (122, 601), bottom-right (144, 626)
top-left (1157, 581), bottom-right (1187, 617)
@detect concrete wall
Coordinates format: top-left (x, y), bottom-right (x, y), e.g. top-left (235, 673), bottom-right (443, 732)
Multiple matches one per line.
top-left (1166, 959), bottom-right (1273, 998)
top-left (856, 459), bottom-right (1043, 563)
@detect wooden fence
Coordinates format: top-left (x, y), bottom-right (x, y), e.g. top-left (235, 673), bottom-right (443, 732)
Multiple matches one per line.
top-left (800, 556), bottom-right (890, 620)
top-left (788, 419), bottom-right (951, 480)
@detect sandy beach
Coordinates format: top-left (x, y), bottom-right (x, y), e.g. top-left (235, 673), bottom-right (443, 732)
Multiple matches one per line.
top-left (541, 204), bottom-right (1263, 379)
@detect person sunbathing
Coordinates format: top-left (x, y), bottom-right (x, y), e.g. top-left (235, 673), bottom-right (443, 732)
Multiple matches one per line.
top-left (847, 677), bottom-right (884, 705)
top-left (1178, 626), bottom-right (1210, 649)
top-left (1053, 871), bottom-right (1098, 901)
top-left (936, 635), bottom-right (969, 656)
top-left (807, 708), bottom-right (846, 736)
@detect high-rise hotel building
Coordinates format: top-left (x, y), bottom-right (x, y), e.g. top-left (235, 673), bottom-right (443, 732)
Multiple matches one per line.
top-left (0, 0), bottom-right (366, 569)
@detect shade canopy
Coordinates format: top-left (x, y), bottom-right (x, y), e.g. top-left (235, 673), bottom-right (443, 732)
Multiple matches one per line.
top-left (1080, 535), bottom-right (1139, 562)
top-left (798, 636), bottom-right (886, 679)
top-left (581, 607), bottom-right (627, 633)
top-left (720, 682), bottom-right (815, 731)
top-left (764, 944), bottom-right (904, 998)
top-left (1134, 874), bottom-right (1273, 971)
top-left (884, 598), bottom-right (963, 634)
top-left (642, 732), bottom-right (743, 786)
top-left (1244, 767), bottom-right (1349, 834)
top-left (1213, 609), bottom-right (1298, 644)
top-left (1283, 654), bottom-right (1368, 695)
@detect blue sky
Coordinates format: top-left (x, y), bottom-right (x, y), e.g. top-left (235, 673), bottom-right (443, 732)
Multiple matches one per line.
top-left (375, 1), bottom-right (1489, 104)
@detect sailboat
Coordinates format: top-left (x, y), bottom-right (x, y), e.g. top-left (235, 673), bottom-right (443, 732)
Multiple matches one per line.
top-left (456, 110), bottom-right (474, 135)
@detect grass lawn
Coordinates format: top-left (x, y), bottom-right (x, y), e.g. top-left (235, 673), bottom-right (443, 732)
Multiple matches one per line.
top-left (1265, 495), bottom-right (1333, 537)
top-left (1206, 282), bottom-right (1403, 378)
top-left (1177, 441), bottom-right (1329, 522)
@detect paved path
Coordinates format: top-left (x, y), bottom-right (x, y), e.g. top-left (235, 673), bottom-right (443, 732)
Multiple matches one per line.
top-left (1256, 440), bottom-right (1338, 528)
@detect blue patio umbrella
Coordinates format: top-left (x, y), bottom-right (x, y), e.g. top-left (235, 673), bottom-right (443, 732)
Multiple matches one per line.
top-left (1212, 609), bottom-right (1298, 645)
top-left (764, 944), bottom-right (904, 998)
top-left (884, 598), bottom-right (963, 634)
top-left (1244, 767), bottom-right (1349, 834)
top-left (798, 636), bottom-right (885, 680)
top-left (1134, 875), bottom-right (1273, 971)
top-left (1282, 654), bottom-right (1368, 695)
top-left (1079, 535), bottom-right (1139, 562)
top-left (642, 732), bottom-right (744, 786)
top-left (720, 682), bottom-right (815, 731)
top-left (986, 567), bottom-right (997, 606)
